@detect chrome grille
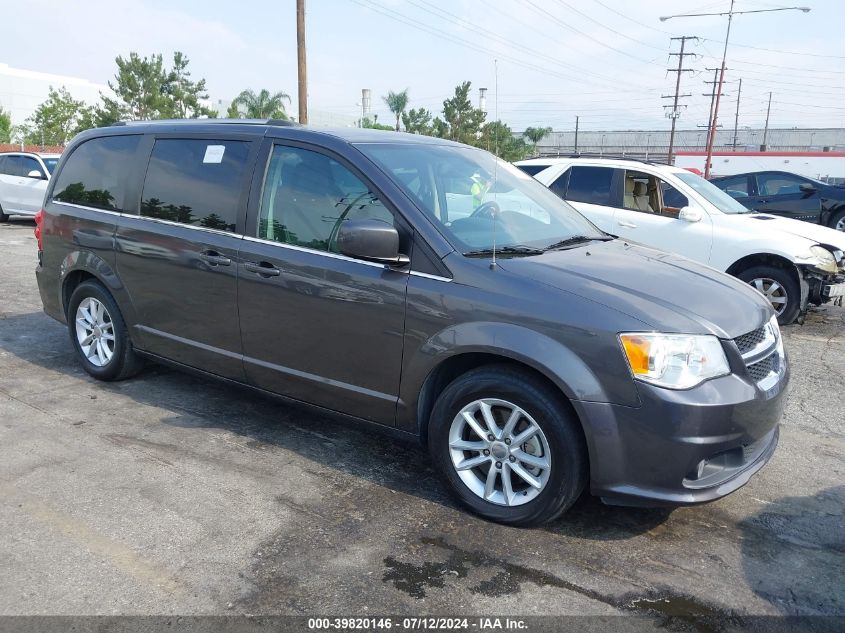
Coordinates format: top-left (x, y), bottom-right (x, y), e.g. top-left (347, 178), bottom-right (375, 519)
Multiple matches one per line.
top-left (734, 327), bottom-right (766, 356)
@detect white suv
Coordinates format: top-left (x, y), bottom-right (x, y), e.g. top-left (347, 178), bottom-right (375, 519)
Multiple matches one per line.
top-left (0, 152), bottom-right (60, 221)
top-left (517, 157), bottom-right (845, 324)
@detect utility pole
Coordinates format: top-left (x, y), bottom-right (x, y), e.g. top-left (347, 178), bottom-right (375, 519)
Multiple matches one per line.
top-left (762, 91), bottom-right (772, 151)
top-left (574, 116), bottom-right (579, 154)
top-left (732, 77), bottom-right (742, 151)
top-left (700, 68), bottom-right (724, 153)
top-left (660, 1), bottom-right (810, 178)
top-left (296, 0), bottom-right (308, 124)
top-left (662, 36), bottom-right (696, 164)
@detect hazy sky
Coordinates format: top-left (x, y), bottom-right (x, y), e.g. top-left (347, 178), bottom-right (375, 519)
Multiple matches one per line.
top-left (4, 0), bottom-right (845, 131)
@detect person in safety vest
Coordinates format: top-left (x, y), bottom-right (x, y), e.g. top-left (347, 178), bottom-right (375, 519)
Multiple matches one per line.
top-left (470, 172), bottom-right (491, 210)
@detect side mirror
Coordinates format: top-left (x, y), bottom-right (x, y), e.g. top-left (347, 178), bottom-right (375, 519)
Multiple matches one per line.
top-left (337, 218), bottom-right (410, 266)
top-left (27, 169), bottom-right (45, 179)
top-left (799, 183), bottom-right (817, 194)
top-left (678, 206), bottom-right (703, 223)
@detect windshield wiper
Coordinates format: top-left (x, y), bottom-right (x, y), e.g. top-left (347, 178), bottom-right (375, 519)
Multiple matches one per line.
top-left (543, 235), bottom-right (613, 251)
top-left (464, 245), bottom-right (544, 257)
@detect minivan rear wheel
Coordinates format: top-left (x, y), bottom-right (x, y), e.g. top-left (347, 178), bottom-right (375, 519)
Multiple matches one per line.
top-left (737, 265), bottom-right (801, 325)
top-left (428, 365), bottom-right (587, 526)
top-left (67, 280), bottom-right (144, 381)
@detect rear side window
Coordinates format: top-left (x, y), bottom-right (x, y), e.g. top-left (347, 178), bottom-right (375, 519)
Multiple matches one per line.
top-left (565, 166), bottom-right (613, 205)
top-left (52, 135), bottom-right (141, 211)
top-left (140, 139), bottom-right (250, 232)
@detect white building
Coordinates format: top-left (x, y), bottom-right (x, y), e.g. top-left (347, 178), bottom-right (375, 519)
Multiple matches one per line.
top-left (0, 62), bottom-right (107, 126)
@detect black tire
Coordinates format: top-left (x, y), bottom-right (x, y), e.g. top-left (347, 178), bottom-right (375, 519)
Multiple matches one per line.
top-left (829, 208), bottom-right (845, 232)
top-left (0, 203), bottom-right (9, 223)
top-left (737, 265), bottom-right (801, 325)
top-left (428, 364), bottom-right (588, 527)
top-left (67, 280), bottom-right (144, 381)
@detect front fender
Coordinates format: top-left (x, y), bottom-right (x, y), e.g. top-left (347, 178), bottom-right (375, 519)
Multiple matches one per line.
top-left (397, 320), bottom-right (639, 435)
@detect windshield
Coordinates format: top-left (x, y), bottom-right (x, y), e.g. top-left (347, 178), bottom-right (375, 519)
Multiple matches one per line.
top-left (42, 158), bottom-right (59, 174)
top-left (357, 143), bottom-right (605, 253)
top-left (675, 172), bottom-right (750, 214)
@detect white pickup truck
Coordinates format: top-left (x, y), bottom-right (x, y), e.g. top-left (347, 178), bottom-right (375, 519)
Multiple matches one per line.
top-left (0, 152), bottom-right (60, 221)
top-left (517, 156), bottom-right (845, 324)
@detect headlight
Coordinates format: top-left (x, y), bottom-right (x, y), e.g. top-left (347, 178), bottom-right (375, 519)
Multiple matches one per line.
top-left (809, 245), bottom-right (838, 273)
top-left (619, 333), bottom-right (730, 389)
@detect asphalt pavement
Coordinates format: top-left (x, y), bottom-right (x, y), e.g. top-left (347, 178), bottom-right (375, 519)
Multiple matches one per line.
top-left (0, 219), bottom-right (842, 626)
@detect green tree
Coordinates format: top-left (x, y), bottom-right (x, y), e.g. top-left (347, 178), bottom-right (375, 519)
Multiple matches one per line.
top-left (232, 88), bottom-right (291, 119)
top-left (163, 52), bottom-right (213, 118)
top-left (102, 52), bottom-right (171, 120)
top-left (437, 81), bottom-right (486, 144)
top-left (383, 89), bottom-right (409, 131)
top-left (226, 102), bottom-right (241, 118)
top-left (523, 126), bottom-right (553, 155)
top-left (401, 107), bottom-right (433, 135)
top-left (0, 105), bottom-right (12, 143)
top-left (481, 120), bottom-right (529, 162)
top-left (23, 86), bottom-right (89, 145)
top-left (361, 115), bottom-right (393, 131)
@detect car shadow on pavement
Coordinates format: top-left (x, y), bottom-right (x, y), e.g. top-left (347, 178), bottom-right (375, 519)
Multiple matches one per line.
top-left (739, 485), bottom-right (845, 616)
top-left (0, 310), bottom-right (671, 538)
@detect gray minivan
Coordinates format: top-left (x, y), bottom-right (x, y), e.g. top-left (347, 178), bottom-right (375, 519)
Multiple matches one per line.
top-left (35, 120), bottom-right (787, 526)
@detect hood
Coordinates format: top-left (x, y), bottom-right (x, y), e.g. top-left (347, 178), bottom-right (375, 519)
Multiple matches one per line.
top-left (500, 240), bottom-right (772, 339)
top-left (744, 214), bottom-right (845, 252)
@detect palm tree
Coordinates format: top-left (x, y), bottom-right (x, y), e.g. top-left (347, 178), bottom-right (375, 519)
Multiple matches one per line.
top-left (523, 126), bottom-right (553, 156)
top-left (383, 89), bottom-right (409, 132)
top-left (232, 89), bottom-right (292, 119)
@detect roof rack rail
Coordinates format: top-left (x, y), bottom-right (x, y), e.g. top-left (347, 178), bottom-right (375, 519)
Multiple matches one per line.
top-left (536, 152), bottom-right (671, 166)
top-left (113, 118), bottom-right (300, 127)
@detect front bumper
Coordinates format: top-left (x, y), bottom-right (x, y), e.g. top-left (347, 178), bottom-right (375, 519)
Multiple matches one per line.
top-left (822, 281), bottom-right (845, 299)
top-left (572, 361), bottom-right (789, 507)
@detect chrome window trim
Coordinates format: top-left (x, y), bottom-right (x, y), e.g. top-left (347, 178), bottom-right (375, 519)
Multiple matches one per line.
top-left (52, 200), bottom-right (124, 217)
top-left (241, 235), bottom-right (395, 270)
top-left (409, 270), bottom-right (453, 282)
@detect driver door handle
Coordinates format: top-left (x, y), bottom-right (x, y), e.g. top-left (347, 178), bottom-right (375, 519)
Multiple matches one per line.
top-left (618, 220), bottom-right (638, 228)
top-left (244, 261), bottom-right (281, 277)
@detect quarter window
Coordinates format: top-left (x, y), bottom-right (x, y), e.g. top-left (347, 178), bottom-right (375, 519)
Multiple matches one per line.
top-left (565, 166), bottom-right (613, 205)
top-left (715, 175), bottom-right (750, 198)
top-left (257, 145), bottom-right (393, 251)
top-left (140, 139), bottom-right (250, 232)
top-left (53, 136), bottom-right (141, 211)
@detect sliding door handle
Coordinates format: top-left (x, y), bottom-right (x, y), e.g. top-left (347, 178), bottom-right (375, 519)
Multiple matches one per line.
top-left (199, 251), bottom-right (231, 266)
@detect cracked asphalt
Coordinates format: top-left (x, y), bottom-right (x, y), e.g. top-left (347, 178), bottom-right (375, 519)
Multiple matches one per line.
top-left (1, 219), bottom-right (843, 625)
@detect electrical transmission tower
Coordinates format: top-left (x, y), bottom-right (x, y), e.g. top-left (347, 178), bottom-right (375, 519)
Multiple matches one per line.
top-left (662, 36), bottom-right (696, 164)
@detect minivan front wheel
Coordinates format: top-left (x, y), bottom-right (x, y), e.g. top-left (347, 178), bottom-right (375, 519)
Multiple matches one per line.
top-left (429, 365), bottom-right (587, 526)
top-left (67, 280), bottom-right (144, 381)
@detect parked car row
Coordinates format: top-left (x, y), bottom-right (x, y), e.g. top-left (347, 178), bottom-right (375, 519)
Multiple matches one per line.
top-left (516, 157), bottom-right (845, 325)
top-left (32, 121), bottom-right (791, 526)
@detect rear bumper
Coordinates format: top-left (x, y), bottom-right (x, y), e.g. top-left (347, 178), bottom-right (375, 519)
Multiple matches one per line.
top-left (573, 366), bottom-right (788, 507)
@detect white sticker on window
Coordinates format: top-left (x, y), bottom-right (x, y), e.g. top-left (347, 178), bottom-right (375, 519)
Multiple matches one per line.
top-left (203, 145), bottom-right (226, 164)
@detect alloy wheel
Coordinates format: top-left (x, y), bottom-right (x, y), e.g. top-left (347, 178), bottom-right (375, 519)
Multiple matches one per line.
top-left (75, 297), bottom-right (115, 367)
top-left (749, 277), bottom-right (788, 317)
top-left (448, 398), bottom-right (552, 506)
top-left (836, 216), bottom-right (845, 231)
